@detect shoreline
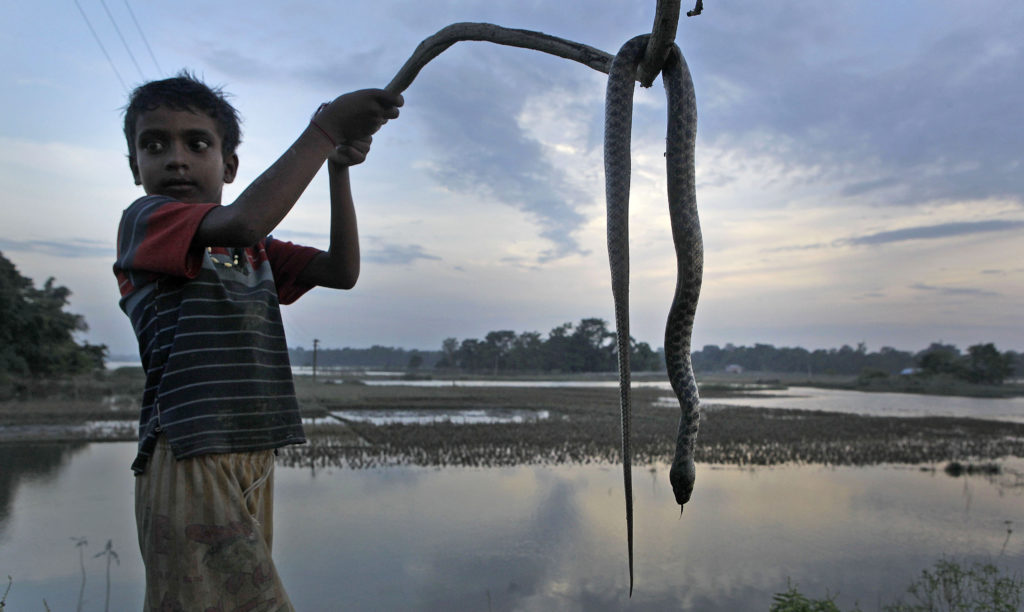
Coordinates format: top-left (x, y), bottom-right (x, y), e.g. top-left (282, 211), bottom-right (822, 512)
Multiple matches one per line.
top-left (4, 382), bottom-right (1024, 470)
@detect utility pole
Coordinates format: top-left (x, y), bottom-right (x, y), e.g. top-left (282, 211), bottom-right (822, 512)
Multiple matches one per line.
top-left (312, 338), bottom-right (319, 383)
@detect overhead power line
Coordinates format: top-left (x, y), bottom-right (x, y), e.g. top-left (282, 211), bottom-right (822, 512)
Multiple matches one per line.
top-left (99, 0), bottom-right (145, 80)
top-left (122, 0), bottom-right (163, 75)
top-left (73, 0), bottom-right (128, 91)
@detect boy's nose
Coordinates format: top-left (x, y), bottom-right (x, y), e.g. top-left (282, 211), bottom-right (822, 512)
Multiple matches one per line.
top-left (164, 144), bottom-right (189, 171)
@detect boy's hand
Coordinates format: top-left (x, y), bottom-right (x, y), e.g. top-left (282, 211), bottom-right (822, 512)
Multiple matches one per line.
top-left (328, 136), bottom-right (372, 167)
top-left (319, 89), bottom-right (403, 143)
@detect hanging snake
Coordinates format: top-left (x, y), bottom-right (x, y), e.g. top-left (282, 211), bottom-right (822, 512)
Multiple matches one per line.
top-left (386, 22), bottom-right (703, 595)
top-left (605, 34), bottom-right (702, 593)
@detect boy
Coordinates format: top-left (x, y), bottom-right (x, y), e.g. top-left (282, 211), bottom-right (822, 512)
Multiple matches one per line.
top-left (114, 71), bottom-right (402, 610)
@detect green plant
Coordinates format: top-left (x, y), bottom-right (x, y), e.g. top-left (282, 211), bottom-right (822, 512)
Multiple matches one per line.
top-left (883, 559), bottom-right (1024, 612)
top-left (93, 540), bottom-right (119, 612)
top-left (1, 575), bottom-right (11, 610)
top-left (770, 580), bottom-right (849, 612)
top-left (71, 537), bottom-right (87, 612)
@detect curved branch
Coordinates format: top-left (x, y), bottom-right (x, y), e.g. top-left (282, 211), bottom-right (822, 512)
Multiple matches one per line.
top-left (386, 22), bottom-right (614, 95)
top-left (638, 0), bottom-right (680, 87)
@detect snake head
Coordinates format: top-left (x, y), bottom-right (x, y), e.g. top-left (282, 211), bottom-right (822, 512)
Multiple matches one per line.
top-left (669, 455), bottom-right (696, 506)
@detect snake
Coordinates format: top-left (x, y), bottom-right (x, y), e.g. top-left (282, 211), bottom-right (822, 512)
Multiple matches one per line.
top-left (605, 34), bottom-right (702, 593)
top-left (385, 23), bottom-right (702, 594)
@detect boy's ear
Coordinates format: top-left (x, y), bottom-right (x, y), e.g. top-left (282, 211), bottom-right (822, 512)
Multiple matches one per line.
top-left (223, 153), bottom-right (239, 184)
top-left (128, 156), bottom-right (142, 185)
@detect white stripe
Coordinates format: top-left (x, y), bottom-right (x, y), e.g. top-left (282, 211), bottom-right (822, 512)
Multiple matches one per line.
top-left (163, 407), bottom-right (299, 429)
top-left (160, 361), bottom-right (290, 379)
top-left (161, 377), bottom-right (293, 398)
top-left (158, 392), bottom-right (296, 415)
top-left (173, 329), bottom-right (286, 342)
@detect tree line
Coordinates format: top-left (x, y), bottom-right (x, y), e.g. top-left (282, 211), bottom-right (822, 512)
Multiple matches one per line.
top-left (0, 251), bottom-right (105, 382)
top-left (289, 345), bottom-right (442, 370)
top-left (293, 332), bottom-right (1020, 385)
top-left (434, 318), bottom-right (663, 374)
top-left (291, 318), bottom-right (663, 374)
top-left (692, 341), bottom-right (1020, 384)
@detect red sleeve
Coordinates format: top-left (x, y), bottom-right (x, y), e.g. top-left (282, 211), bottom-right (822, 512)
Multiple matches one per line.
top-left (115, 196), bottom-right (219, 279)
top-left (264, 236), bottom-right (323, 305)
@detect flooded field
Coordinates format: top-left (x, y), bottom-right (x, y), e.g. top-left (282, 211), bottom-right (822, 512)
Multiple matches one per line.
top-left (3, 382), bottom-right (1024, 609)
top-left (1, 442), bottom-right (1022, 610)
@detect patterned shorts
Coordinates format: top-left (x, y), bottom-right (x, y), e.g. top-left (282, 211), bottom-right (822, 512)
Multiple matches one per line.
top-left (135, 437), bottom-right (295, 612)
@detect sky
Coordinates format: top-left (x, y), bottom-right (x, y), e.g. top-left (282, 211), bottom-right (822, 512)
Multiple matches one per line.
top-left (1, 0), bottom-right (1022, 358)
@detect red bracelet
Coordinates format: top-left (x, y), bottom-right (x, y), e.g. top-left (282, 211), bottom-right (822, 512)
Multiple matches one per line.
top-left (310, 102), bottom-right (337, 147)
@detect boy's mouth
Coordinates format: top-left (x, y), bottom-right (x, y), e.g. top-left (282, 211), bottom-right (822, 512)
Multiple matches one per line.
top-left (161, 179), bottom-right (199, 197)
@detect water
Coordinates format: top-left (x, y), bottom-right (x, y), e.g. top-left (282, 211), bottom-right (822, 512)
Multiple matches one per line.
top-left (1, 442), bottom-right (1022, 611)
top-left (347, 377), bottom-right (1024, 423)
top-left (327, 408), bottom-right (551, 425)
top-left (697, 386), bottom-right (1024, 424)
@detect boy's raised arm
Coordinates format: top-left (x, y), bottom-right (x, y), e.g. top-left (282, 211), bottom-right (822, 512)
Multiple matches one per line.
top-left (296, 138), bottom-right (372, 289)
top-left (193, 89), bottom-right (402, 248)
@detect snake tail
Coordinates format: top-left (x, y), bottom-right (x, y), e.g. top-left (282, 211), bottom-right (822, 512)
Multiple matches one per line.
top-left (605, 31), bottom-right (703, 593)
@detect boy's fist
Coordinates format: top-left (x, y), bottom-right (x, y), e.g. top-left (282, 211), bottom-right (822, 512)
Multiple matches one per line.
top-left (319, 89), bottom-right (403, 143)
top-left (328, 136), bottom-right (373, 167)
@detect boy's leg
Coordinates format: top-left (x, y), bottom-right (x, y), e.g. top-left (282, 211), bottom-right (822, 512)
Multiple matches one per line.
top-left (135, 437), bottom-right (295, 612)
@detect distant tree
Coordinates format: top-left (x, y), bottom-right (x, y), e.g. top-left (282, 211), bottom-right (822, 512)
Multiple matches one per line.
top-left (631, 341), bottom-right (663, 371)
top-left (407, 352), bottom-right (423, 370)
top-left (0, 251), bottom-right (106, 378)
top-left (544, 322), bottom-right (578, 372)
top-left (438, 337), bottom-right (459, 368)
top-left (457, 338), bottom-right (486, 371)
top-left (917, 343), bottom-right (965, 378)
top-left (1007, 350), bottom-right (1023, 379)
top-left (484, 330), bottom-right (517, 374)
top-left (962, 343), bottom-right (1014, 385)
top-left (572, 318), bottom-right (616, 372)
top-left (508, 331), bottom-right (544, 371)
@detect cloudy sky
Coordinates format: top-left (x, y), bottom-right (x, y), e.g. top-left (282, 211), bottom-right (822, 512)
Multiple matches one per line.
top-left (2, 0), bottom-right (1022, 358)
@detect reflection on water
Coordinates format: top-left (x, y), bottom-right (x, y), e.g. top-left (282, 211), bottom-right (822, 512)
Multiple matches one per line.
top-left (326, 376), bottom-right (1024, 423)
top-left (1, 442), bottom-right (1022, 610)
top-left (327, 408), bottom-right (551, 425)
top-left (0, 443), bottom-right (88, 532)
top-left (697, 386), bottom-right (1024, 423)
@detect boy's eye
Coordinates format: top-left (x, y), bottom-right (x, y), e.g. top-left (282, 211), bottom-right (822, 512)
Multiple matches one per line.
top-left (190, 139), bottom-right (211, 152)
top-left (142, 141), bottom-right (164, 154)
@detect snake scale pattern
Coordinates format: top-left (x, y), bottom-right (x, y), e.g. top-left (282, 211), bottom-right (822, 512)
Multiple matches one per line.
top-left (604, 34), bottom-right (703, 592)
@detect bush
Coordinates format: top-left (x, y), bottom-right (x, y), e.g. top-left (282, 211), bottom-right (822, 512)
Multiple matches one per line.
top-left (885, 559), bottom-right (1023, 612)
top-left (771, 582), bottom-right (848, 611)
top-left (773, 560), bottom-right (1024, 612)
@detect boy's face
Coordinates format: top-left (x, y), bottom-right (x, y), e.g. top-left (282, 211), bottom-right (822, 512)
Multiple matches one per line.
top-left (129, 106), bottom-right (238, 204)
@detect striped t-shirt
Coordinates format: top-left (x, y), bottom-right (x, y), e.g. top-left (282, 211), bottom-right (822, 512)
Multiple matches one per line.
top-left (114, 195), bottom-right (321, 474)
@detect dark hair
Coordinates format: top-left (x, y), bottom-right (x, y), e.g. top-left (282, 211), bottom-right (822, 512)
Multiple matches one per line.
top-left (123, 70), bottom-right (242, 159)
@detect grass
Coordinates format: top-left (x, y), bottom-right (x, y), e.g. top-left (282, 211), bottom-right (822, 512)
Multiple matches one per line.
top-left (5, 371), bottom-right (1024, 469)
top-left (772, 559), bottom-right (1024, 612)
top-left (278, 381), bottom-right (1024, 469)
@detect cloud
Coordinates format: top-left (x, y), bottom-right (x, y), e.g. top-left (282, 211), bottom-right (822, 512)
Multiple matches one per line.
top-left (763, 242), bottom-right (827, 253)
top-left (270, 230), bottom-right (329, 242)
top-left (410, 54), bottom-right (594, 262)
top-left (694, 2), bottom-right (1024, 207)
top-left (363, 241), bottom-right (441, 265)
top-left (272, 230), bottom-right (441, 266)
top-left (910, 283), bottom-right (1001, 298)
top-left (838, 220), bottom-right (1024, 247)
top-left (0, 237), bottom-right (112, 259)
